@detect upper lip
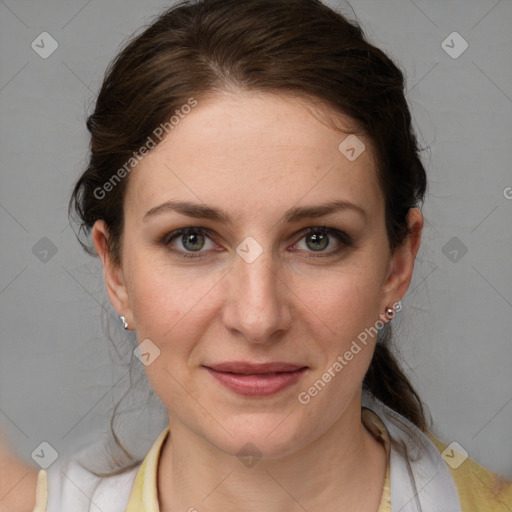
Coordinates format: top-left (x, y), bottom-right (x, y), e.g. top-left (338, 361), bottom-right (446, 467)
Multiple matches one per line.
top-left (204, 362), bottom-right (307, 374)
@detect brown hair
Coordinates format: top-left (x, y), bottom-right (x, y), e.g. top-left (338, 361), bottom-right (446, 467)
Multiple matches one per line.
top-left (69, 0), bottom-right (430, 473)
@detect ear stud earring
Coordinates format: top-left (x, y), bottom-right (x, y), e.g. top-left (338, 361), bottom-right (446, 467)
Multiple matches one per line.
top-left (120, 315), bottom-right (129, 329)
top-left (385, 300), bottom-right (402, 321)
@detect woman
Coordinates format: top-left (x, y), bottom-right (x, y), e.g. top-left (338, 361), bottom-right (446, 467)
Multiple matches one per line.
top-left (4, 0), bottom-right (509, 510)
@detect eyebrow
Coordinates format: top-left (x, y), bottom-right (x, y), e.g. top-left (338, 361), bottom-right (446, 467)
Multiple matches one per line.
top-left (143, 199), bottom-right (367, 224)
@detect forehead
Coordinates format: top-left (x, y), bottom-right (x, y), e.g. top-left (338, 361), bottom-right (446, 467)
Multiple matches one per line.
top-left (124, 91), bottom-right (382, 221)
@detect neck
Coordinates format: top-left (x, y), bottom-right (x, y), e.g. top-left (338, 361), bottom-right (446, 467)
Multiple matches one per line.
top-left (157, 392), bottom-right (387, 512)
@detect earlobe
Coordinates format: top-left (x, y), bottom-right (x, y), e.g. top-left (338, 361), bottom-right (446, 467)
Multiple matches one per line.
top-left (92, 220), bottom-right (132, 324)
top-left (382, 208), bottom-right (423, 304)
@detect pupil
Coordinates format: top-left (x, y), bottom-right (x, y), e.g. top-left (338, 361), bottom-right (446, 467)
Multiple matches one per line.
top-left (184, 232), bottom-right (203, 251)
top-left (308, 232), bottom-right (328, 251)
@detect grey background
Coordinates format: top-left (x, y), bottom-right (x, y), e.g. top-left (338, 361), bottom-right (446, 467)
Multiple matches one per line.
top-left (1, 0), bottom-right (511, 481)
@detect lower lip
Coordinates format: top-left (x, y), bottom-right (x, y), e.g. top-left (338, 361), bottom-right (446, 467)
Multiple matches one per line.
top-left (205, 367), bottom-right (307, 396)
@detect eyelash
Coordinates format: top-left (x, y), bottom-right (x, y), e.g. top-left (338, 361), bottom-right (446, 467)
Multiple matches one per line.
top-left (159, 225), bottom-right (354, 260)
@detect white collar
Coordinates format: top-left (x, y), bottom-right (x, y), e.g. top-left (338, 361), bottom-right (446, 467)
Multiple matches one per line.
top-left (362, 391), bottom-right (462, 512)
top-left (42, 393), bottom-right (463, 512)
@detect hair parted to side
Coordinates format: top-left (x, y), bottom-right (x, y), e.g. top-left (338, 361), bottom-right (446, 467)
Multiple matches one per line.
top-left (69, 0), bottom-right (430, 474)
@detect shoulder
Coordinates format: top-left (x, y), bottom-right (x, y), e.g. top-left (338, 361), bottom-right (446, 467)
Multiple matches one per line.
top-left (427, 432), bottom-right (512, 512)
top-left (362, 403), bottom-right (512, 512)
top-left (32, 428), bottom-right (169, 512)
top-left (35, 453), bottom-right (139, 512)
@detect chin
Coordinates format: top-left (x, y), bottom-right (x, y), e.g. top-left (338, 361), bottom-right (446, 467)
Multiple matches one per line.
top-left (207, 412), bottom-right (316, 460)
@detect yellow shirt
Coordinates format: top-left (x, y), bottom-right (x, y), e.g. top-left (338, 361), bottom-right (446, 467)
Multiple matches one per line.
top-left (33, 409), bottom-right (512, 512)
top-left (362, 408), bottom-right (512, 512)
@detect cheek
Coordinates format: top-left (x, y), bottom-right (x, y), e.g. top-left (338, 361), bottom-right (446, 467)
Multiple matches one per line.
top-left (293, 265), bottom-right (384, 345)
top-left (292, 272), bottom-right (382, 424)
top-left (125, 251), bottom-right (221, 341)
top-left (126, 245), bottom-right (386, 357)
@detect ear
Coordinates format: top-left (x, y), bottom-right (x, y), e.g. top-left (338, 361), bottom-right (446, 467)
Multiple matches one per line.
top-left (92, 220), bottom-right (133, 328)
top-left (380, 208), bottom-right (423, 309)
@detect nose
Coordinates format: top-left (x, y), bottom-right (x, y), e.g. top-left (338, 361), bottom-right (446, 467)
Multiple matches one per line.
top-left (221, 246), bottom-right (293, 345)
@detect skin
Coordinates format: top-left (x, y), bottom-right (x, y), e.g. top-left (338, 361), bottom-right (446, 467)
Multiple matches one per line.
top-left (92, 90), bottom-right (423, 512)
top-left (0, 431), bottom-right (37, 512)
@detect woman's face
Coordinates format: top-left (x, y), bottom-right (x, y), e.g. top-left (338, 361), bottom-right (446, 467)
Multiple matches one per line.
top-left (93, 91), bottom-right (421, 458)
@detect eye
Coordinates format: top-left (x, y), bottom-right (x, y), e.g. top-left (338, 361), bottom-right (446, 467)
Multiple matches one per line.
top-left (160, 225), bottom-right (354, 259)
top-left (163, 227), bottom-right (217, 258)
top-left (292, 226), bottom-right (354, 257)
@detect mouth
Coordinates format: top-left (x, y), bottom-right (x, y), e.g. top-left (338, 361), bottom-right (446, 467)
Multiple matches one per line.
top-left (203, 362), bottom-right (309, 397)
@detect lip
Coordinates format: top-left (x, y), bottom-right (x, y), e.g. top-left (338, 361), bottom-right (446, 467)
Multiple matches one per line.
top-left (206, 361), bottom-right (306, 373)
top-left (204, 361), bottom-right (308, 397)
